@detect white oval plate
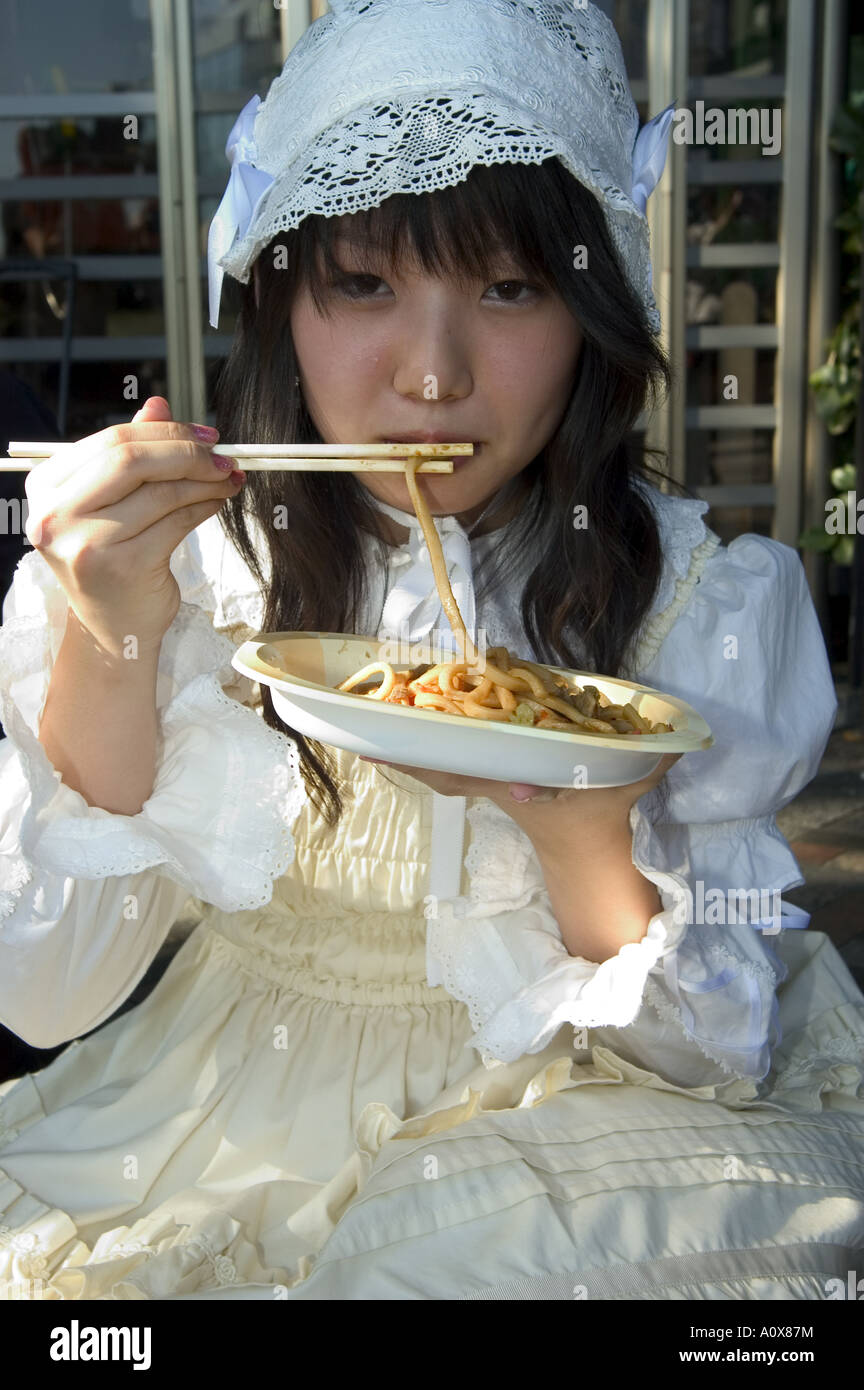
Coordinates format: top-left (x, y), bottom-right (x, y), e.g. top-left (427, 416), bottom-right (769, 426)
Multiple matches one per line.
top-left (232, 632), bottom-right (714, 789)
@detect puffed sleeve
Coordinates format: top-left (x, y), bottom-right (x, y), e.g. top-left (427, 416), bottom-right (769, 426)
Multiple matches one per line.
top-left (426, 534), bottom-right (837, 1089)
top-left (0, 527), bottom-right (307, 1049)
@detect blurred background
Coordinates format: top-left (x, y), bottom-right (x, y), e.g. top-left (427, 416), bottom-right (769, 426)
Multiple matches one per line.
top-left (0, 0), bottom-right (861, 661)
top-left (2, 2), bottom-right (864, 1077)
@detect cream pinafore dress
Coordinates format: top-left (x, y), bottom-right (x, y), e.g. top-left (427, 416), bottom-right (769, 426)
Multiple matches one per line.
top-left (0, 485), bottom-right (863, 1300)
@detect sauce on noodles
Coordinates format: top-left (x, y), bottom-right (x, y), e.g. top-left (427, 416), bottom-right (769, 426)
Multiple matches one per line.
top-left (336, 456), bottom-right (671, 738)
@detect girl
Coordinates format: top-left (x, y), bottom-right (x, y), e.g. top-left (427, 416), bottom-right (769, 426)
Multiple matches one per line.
top-left (1, 0), bottom-right (863, 1301)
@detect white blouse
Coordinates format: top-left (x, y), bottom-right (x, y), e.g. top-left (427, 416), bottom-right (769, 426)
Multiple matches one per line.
top-left (0, 480), bottom-right (837, 1092)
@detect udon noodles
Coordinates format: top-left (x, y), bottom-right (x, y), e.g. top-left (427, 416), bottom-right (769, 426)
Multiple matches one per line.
top-left (337, 457), bottom-right (672, 738)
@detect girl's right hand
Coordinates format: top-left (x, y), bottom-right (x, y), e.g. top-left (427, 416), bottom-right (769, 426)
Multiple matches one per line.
top-left (24, 395), bottom-right (245, 657)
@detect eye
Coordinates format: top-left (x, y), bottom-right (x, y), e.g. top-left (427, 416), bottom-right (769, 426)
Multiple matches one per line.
top-left (330, 273), bottom-right (542, 304)
top-left (485, 280), bottom-right (542, 304)
top-left (332, 274), bottom-right (388, 300)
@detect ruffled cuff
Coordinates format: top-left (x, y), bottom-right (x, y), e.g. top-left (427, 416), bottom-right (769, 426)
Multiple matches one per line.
top-left (425, 800), bottom-right (687, 1068)
top-left (628, 791), bottom-right (797, 1081)
top-left (0, 576), bottom-right (307, 918)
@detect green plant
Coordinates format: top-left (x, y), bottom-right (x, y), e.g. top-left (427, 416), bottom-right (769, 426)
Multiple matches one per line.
top-left (800, 92), bottom-right (864, 565)
top-left (799, 459), bottom-right (856, 566)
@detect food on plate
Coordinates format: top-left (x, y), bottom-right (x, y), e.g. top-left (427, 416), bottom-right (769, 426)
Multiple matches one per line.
top-left (336, 457), bottom-right (673, 738)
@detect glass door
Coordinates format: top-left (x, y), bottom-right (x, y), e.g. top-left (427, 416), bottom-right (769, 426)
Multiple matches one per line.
top-left (0, 0), bottom-right (845, 573)
top-left (0, 0), bottom-right (164, 438)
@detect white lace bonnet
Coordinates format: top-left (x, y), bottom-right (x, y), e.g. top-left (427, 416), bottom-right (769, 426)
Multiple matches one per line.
top-left (207, 0), bottom-right (676, 333)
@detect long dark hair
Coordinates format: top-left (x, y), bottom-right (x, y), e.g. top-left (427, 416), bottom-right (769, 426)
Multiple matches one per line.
top-left (215, 159), bottom-right (683, 825)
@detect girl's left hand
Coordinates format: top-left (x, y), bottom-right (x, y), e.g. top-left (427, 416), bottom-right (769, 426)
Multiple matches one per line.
top-left (357, 752), bottom-right (683, 849)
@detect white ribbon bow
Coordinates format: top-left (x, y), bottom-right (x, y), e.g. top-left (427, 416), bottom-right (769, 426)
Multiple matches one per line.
top-left (630, 100), bottom-right (677, 216)
top-left (371, 497), bottom-right (478, 659)
top-left (207, 95), bottom-right (275, 329)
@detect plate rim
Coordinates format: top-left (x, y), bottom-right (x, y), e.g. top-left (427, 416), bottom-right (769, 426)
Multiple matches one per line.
top-left (231, 631), bottom-right (714, 754)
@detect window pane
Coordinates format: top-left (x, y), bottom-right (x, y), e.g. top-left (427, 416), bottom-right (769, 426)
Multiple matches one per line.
top-left (687, 347), bottom-right (777, 406)
top-left (689, 0), bottom-right (787, 79)
top-left (687, 184), bottom-right (781, 247)
top-left (681, 102), bottom-right (784, 162)
top-left (685, 267), bottom-right (778, 326)
top-left (191, 0), bottom-right (282, 94)
top-left (685, 427), bottom-right (774, 489)
top-left (0, 0), bottom-right (154, 96)
top-left (3, 193), bottom-right (160, 263)
top-left (0, 116), bottom-right (158, 182)
top-left (2, 359), bottom-right (167, 441)
top-left (0, 272), bottom-right (164, 340)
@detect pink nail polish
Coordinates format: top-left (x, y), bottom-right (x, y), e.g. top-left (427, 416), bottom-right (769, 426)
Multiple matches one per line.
top-left (193, 424), bottom-right (220, 442)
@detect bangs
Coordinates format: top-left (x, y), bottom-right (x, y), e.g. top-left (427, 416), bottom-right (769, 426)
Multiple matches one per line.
top-left (287, 160), bottom-right (565, 316)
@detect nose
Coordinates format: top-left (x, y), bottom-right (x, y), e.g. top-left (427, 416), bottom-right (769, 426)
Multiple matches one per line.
top-left (391, 297), bottom-right (473, 402)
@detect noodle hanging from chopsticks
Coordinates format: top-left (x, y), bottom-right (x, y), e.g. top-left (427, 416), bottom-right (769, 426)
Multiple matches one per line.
top-left (337, 456), bottom-right (671, 737)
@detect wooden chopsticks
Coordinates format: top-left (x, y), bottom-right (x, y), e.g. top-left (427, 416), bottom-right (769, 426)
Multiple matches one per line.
top-left (2, 442), bottom-right (473, 473)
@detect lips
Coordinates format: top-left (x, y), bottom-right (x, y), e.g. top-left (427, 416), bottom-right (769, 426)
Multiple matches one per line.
top-left (381, 436), bottom-right (482, 465)
top-left (381, 435), bottom-right (481, 444)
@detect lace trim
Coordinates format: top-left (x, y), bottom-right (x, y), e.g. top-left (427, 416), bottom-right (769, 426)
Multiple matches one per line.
top-left (425, 907), bottom-right (492, 1034)
top-left (426, 795), bottom-right (681, 1065)
top-left (0, 1225), bottom-right (50, 1281)
top-left (183, 1235), bottom-right (239, 1288)
top-left (0, 1221), bottom-right (239, 1295)
top-left (0, 600), bottom-right (76, 923)
top-left (641, 977), bottom-right (743, 1078)
top-left (437, 782), bottom-right (787, 1077)
top-left (218, 0), bottom-right (662, 331)
top-left (424, 802), bottom-right (543, 1040)
top-left (428, 901), bottom-right (678, 1068)
top-left (631, 477), bottom-right (709, 593)
top-left (630, 530), bottom-right (722, 673)
top-left (211, 617), bottom-right (266, 709)
top-left (113, 1232), bottom-right (240, 1298)
top-left (461, 802), bottom-right (540, 912)
top-left (776, 1036), bottom-right (864, 1076)
top-left (0, 593), bottom-right (306, 919)
top-left (0, 856), bottom-right (33, 924)
top-left (28, 679), bottom-right (306, 912)
top-left (701, 941), bottom-right (778, 987)
top-left (766, 998), bottom-right (864, 1090)
top-left (641, 935), bottom-right (781, 1081)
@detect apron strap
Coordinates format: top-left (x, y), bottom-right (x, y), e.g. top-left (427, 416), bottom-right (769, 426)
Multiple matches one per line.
top-left (428, 791), bottom-right (467, 902)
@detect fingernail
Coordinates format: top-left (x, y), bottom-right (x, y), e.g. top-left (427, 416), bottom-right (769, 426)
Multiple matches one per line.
top-left (510, 786), bottom-right (534, 802)
top-left (213, 454), bottom-right (236, 472)
top-left (229, 469), bottom-right (246, 484)
top-left (193, 424), bottom-right (220, 442)
top-left (510, 785), bottom-right (556, 803)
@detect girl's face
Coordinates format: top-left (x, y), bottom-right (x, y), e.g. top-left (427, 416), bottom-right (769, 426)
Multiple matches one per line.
top-left (280, 232), bottom-right (583, 531)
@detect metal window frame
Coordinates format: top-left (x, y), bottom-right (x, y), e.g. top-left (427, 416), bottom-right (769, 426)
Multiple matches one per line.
top-left (775, 0), bottom-right (818, 547)
top-left (804, 0), bottom-right (846, 612)
top-left (152, 0), bottom-right (206, 424)
top-left (0, 2), bottom-right (294, 430)
top-left (175, 0), bottom-right (314, 422)
top-left (642, 0), bottom-right (837, 559)
top-left (1, 0), bottom-right (841, 532)
top-left (644, 0), bottom-right (688, 490)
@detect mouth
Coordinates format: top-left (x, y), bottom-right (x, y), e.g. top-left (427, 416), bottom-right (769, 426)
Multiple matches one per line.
top-left (381, 437), bottom-right (482, 470)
